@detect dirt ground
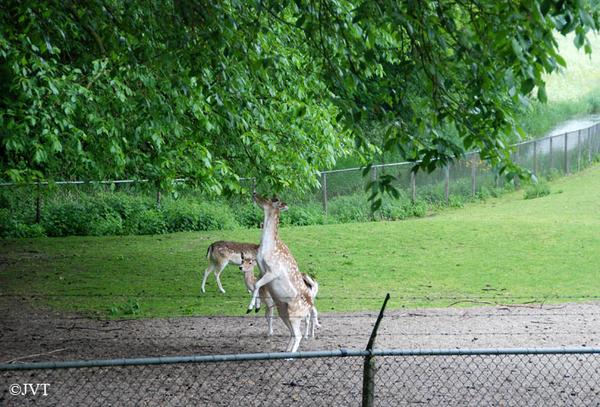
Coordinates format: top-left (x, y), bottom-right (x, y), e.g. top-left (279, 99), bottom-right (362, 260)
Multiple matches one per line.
top-left (1, 300), bottom-right (598, 363)
top-left (1, 301), bottom-right (599, 406)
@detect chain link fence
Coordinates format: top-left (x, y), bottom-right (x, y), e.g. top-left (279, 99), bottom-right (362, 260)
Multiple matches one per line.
top-left (320, 122), bottom-right (600, 214)
top-left (2, 348), bottom-right (600, 406)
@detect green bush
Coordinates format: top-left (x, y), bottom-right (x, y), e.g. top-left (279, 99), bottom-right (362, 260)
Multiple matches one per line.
top-left (280, 203), bottom-right (330, 226)
top-left (42, 200), bottom-right (92, 237)
top-left (125, 208), bottom-right (168, 235)
top-left (327, 194), bottom-right (371, 223)
top-left (230, 202), bottom-right (263, 229)
top-left (545, 168), bottom-right (562, 181)
top-left (195, 201), bottom-right (239, 231)
top-left (447, 195), bottom-right (466, 208)
top-left (407, 200), bottom-right (428, 217)
top-left (524, 182), bottom-right (551, 200)
top-left (475, 186), bottom-right (493, 201)
top-left (380, 201), bottom-right (408, 220)
top-left (86, 213), bottom-right (124, 236)
top-left (162, 201), bottom-right (205, 232)
top-left (0, 209), bottom-right (45, 238)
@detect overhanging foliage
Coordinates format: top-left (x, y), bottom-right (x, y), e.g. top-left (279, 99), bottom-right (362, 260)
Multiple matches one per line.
top-left (1, 0), bottom-right (598, 200)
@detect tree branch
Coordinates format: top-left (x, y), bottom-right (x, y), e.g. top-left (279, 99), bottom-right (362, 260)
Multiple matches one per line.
top-left (67, 1), bottom-right (107, 58)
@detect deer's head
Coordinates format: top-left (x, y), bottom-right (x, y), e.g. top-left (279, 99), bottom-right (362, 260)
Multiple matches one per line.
top-left (253, 193), bottom-right (289, 213)
top-left (239, 252), bottom-right (256, 273)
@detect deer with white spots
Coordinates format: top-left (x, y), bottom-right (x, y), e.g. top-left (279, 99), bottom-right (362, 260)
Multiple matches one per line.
top-left (239, 253), bottom-right (320, 338)
top-left (201, 241), bottom-right (259, 294)
top-left (247, 194), bottom-right (320, 353)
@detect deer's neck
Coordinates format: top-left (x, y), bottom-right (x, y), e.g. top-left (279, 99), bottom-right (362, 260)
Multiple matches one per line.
top-left (243, 272), bottom-right (256, 292)
top-left (260, 211), bottom-right (280, 249)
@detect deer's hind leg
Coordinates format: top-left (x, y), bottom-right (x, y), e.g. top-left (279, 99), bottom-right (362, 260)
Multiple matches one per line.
top-left (213, 262), bottom-right (228, 294)
top-left (201, 263), bottom-right (216, 293)
top-left (286, 314), bottom-right (304, 353)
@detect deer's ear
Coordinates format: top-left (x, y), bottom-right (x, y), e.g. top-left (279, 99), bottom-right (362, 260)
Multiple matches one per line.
top-left (272, 195), bottom-right (280, 202)
top-left (241, 252), bottom-right (245, 260)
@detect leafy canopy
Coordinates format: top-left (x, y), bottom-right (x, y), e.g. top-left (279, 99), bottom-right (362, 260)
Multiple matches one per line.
top-left (1, 0), bottom-right (598, 200)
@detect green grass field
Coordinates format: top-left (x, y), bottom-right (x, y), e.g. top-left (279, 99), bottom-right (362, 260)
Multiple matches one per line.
top-left (1, 165), bottom-right (600, 318)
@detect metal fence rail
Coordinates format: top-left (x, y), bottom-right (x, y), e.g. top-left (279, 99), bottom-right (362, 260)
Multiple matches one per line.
top-left (2, 347), bottom-right (599, 406)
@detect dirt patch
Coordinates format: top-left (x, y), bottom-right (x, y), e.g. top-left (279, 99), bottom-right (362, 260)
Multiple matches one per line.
top-left (1, 300), bottom-right (598, 363)
top-left (1, 301), bottom-right (599, 406)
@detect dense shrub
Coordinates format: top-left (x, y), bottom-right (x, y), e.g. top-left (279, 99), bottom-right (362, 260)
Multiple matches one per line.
top-left (0, 209), bottom-right (45, 238)
top-left (280, 202), bottom-right (330, 226)
top-left (327, 194), bottom-right (371, 223)
top-left (231, 203), bottom-right (263, 228)
top-left (524, 181), bottom-right (551, 200)
top-left (194, 202), bottom-right (239, 231)
top-left (87, 213), bottom-right (124, 236)
top-left (42, 200), bottom-right (93, 237)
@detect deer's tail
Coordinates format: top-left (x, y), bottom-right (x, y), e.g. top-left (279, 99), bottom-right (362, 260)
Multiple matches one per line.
top-left (206, 244), bottom-right (213, 261)
top-left (303, 274), bottom-right (319, 299)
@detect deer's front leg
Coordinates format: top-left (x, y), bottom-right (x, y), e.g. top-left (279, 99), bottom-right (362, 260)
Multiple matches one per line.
top-left (247, 273), bottom-right (277, 314)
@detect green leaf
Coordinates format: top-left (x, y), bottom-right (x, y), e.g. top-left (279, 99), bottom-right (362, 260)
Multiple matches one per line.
top-left (537, 85), bottom-right (547, 103)
top-left (370, 198), bottom-right (382, 212)
top-left (521, 78), bottom-right (536, 94)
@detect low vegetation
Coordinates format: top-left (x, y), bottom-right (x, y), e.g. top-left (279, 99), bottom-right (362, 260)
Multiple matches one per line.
top-left (1, 164), bottom-right (599, 318)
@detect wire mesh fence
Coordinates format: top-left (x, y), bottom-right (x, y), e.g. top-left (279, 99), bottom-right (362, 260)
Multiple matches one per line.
top-left (2, 348), bottom-right (599, 406)
top-left (317, 122), bottom-right (600, 219)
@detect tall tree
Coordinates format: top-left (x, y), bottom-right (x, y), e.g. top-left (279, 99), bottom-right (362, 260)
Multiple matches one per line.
top-left (1, 0), bottom-right (598, 199)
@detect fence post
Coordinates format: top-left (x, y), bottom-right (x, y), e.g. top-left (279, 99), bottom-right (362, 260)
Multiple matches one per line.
top-left (444, 166), bottom-right (449, 204)
top-left (577, 130), bottom-right (581, 171)
top-left (362, 293), bottom-right (390, 407)
top-left (549, 136), bottom-right (553, 169)
top-left (589, 127), bottom-right (592, 165)
top-left (410, 170), bottom-right (416, 204)
top-left (157, 190), bottom-right (162, 205)
top-left (596, 124), bottom-right (600, 155)
top-left (533, 141), bottom-right (537, 177)
top-left (36, 182), bottom-right (42, 224)
top-left (471, 152), bottom-right (476, 200)
top-left (564, 133), bottom-right (569, 175)
top-left (514, 146), bottom-right (519, 189)
top-left (321, 172), bottom-right (327, 215)
top-left (370, 167), bottom-right (377, 219)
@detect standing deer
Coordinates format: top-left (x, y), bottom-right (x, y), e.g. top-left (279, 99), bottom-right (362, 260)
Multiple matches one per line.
top-left (239, 253), bottom-right (275, 336)
top-left (246, 194), bottom-right (319, 352)
top-left (240, 253), bottom-right (320, 338)
top-left (201, 241), bottom-right (259, 294)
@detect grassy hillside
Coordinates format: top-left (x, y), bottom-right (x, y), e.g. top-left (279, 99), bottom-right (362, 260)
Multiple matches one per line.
top-left (545, 32), bottom-right (600, 101)
top-left (1, 165), bottom-right (600, 318)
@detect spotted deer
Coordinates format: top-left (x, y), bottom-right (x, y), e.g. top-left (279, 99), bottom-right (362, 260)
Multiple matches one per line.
top-left (239, 253), bottom-right (320, 338)
top-left (246, 194), bottom-right (320, 352)
top-left (201, 241), bottom-right (259, 294)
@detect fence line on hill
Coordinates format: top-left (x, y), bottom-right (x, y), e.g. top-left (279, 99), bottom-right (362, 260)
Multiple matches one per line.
top-left (318, 122), bottom-right (600, 215)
